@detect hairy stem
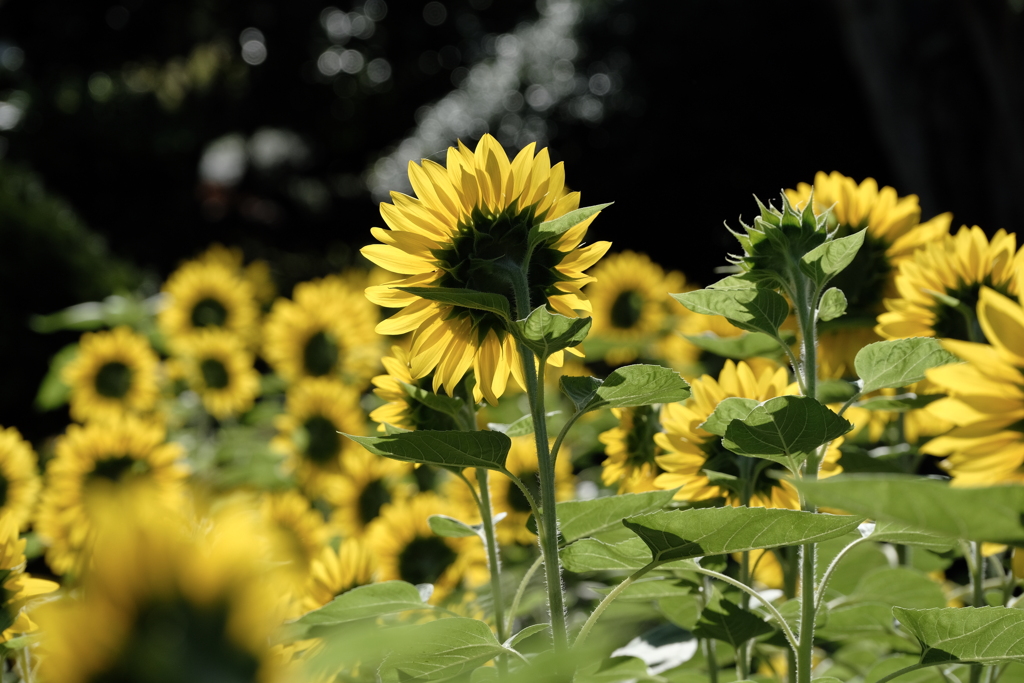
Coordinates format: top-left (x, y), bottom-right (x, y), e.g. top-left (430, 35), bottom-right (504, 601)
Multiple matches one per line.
top-left (970, 541), bottom-right (986, 683)
top-left (506, 555), bottom-right (544, 637)
top-left (475, 468), bottom-right (507, 646)
top-left (574, 562), bottom-right (658, 649)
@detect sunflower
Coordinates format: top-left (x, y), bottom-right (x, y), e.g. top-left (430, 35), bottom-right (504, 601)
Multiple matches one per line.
top-left (263, 275), bottom-right (382, 388)
top-left (654, 360), bottom-right (842, 508)
top-left (600, 405), bottom-right (663, 493)
top-left (876, 226), bottom-right (1022, 343)
top-left (362, 134), bottom-right (611, 404)
top-left (330, 448), bottom-right (413, 538)
top-left (62, 326), bottom-right (160, 423)
top-left (922, 287), bottom-right (1024, 484)
top-left (370, 345), bottom-right (465, 432)
top-left (840, 379), bottom-right (952, 449)
top-left (259, 490), bottom-right (331, 579)
top-left (35, 417), bottom-right (188, 576)
top-left (367, 492), bottom-right (487, 603)
top-left (786, 171), bottom-right (953, 376)
top-left (584, 251), bottom-right (684, 365)
top-left (197, 243), bottom-right (278, 306)
top-left (271, 378), bottom-right (367, 499)
top-left (302, 538), bottom-right (378, 613)
top-left (450, 436), bottom-right (574, 546)
top-left (0, 427), bottom-right (42, 531)
top-left (0, 514), bottom-right (58, 643)
top-left (159, 257), bottom-right (260, 347)
top-left (180, 329), bottom-right (262, 419)
top-left (35, 490), bottom-right (291, 683)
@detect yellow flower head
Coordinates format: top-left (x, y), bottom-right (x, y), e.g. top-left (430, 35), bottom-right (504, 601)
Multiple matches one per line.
top-left (259, 489), bottom-right (331, 580)
top-left (302, 538), bottom-right (378, 614)
top-left (62, 326), bottom-right (160, 423)
top-left (197, 243), bottom-right (277, 306)
top-left (0, 514), bottom-right (58, 643)
top-left (600, 405), bottom-right (663, 493)
top-left (263, 275), bottom-right (382, 387)
top-left (654, 360), bottom-right (841, 508)
top-left (329, 448), bottom-right (413, 538)
top-left (923, 287), bottom-right (1024, 484)
top-left (0, 426), bottom-right (42, 531)
top-left (181, 329), bottom-right (262, 419)
top-left (786, 171), bottom-right (953, 376)
top-left (35, 490), bottom-right (291, 683)
top-left (35, 416), bottom-right (188, 576)
top-left (370, 345), bottom-right (464, 432)
top-left (877, 226), bottom-right (1022, 343)
top-left (367, 492), bottom-right (487, 603)
top-left (159, 257), bottom-right (260, 346)
top-left (362, 134), bottom-right (611, 404)
top-left (272, 378), bottom-right (367, 499)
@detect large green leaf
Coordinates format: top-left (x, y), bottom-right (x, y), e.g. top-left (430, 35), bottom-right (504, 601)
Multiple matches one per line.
top-left (345, 430), bottom-right (511, 471)
top-left (560, 537), bottom-right (658, 572)
top-left (854, 338), bottom-right (960, 394)
top-left (557, 489), bottom-right (678, 543)
top-left (893, 607), bottom-right (1024, 665)
top-left (722, 396), bottom-right (852, 467)
top-left (682, 332), bottom-right (785, 360)
top-left (514, 305), bottom-right (591, 357)
top-left (852, 568), bottom-right (947, 609)
top-left (575, 364), bottom-right (691, 413)
top-left (793, 475), bottom-right (1024, 544)
top-left (692, 600), bottom-right (774, 648)
top-left (528, 203), bottom-right (612, 247)
top-left (699, 397), bottom-right (758, 437)
top-left (816, 603), bottom-right (895, 641)
top-left (397, 287), bottom-right (511, 320)
top-left (379, 617), bottom-right (512, 682)
top-left (865, 521), bottom-right (956, 551)
top-left (800, 230), bottom-right (866, 287)
top-left (595, 577), bottom-right (695, 601)
top-left (291, 581), bottom-right (430, 631)
top-left (559, 375), bottom-right (602, 412)
top-left (401, 383), bottom-right (466, 418)
top-left (623, 507), bottom-right (863, 562)
top-left (673, 286), bottom-right (789, 338)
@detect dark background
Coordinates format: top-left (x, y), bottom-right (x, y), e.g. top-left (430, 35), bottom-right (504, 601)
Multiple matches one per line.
top-left (2, 0), bottom-right (1023, 442)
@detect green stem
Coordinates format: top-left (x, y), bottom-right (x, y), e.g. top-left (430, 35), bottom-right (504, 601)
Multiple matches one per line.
top-left (737, 550), bottom-right (751, 680)
top-left (704, 638), bottom-right (719, 683)
top-left (574, 562), bottom-right (658, 649)
top-left (550, 411), bottom-right (583, 468)
top-left (837, 391), bottom-right (863, 419)
top-left (875, 662), bottom-right (948, 683)
top-left (970, 542), bottom-right (986, 683)
top-left (476, 469), bottom-right (507, 646)
top-left (815, 536), bottom-right (869, 611)
top-left (506, 555), bottom-right (544, 637)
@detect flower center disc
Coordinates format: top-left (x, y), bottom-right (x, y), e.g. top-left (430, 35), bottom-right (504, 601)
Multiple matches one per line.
top-left (90, 455), bottom-right (141, 483)
top-left (610, 290), bottom-right (644, 329)
top-left (357, 479), bottom-right (391, 526)
top-left (303, 331), bottom-right (339, 377)
top-left (95, 361), bottom-right (133, 398)
top-left (302, 416), bottom-right (341, 465)
top-left (398, 536), bottom-right (457, 586)
top-left (191, 297), bottom-right (229, 328)
top-left (200, 359), bottom-right (230, 390)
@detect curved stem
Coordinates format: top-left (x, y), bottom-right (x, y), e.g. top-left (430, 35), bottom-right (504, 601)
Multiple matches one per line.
top-left (550, 410), bottom-right (583, 469)
top-left (815, 536), bottom-right (869, 611)
top-left (505, 554), bottom-right (544, 637)
top-left (476, 469), bottom-right (507, 646)
top-left (690, 565), bottom-right (798, 652)
top-left (573, 562), bottom-right (658, 650)
top-left (875, 662), bottom-right (948, 683)
top-left (837, 391), bottom-right (863, 419)
top-left (499, 467), bottom-right (539, 517)
top-left (970, 542), bottom-right (986, 683)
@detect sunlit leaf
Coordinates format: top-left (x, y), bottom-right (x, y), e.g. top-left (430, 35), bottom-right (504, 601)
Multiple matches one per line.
top-left (574, 364), bottom-right (691, 413)
top-left (855, 394), bottom-right (942, 412)
top-left (854, 338), bottom-right (960, 394)
top-left (379, 617), bottom-right (512, 682)
top-left (700, 397), bottom-right (758, 437)
top-left (673, 285), bottom-right (789, 338)
top-left (428, 515), bottom-right (480, 538)
top-left (800, 229), bottom-right (866, 287)
top-left (514, 305), bottom-right (591, 357)
top-left (397, 287), bottom-right (511, 320)
top-left (852, 568), bottom-right (947, 609)
top-left (722, 396), bottom-right (852, 467)
top-left (345, 430), bottom-right (511, 471)
top-left (865, 521), bottom-right (956, 550)
top-left (894, 607), bottom-right (1024, 665)
top-left (818, 287), bottom-right (848, 321)
top-left (528, 203), bottom-right (612, 247)
top-left (291, 581), bottom-right (430, 634)
top-left (557, 489), bottom-right (678, 543)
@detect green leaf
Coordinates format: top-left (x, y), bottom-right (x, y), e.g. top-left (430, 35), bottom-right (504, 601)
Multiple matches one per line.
top-left (560, 375), bottom-right (602, 412)
top-left (528, 203), bottom-right (612, 247)
top-left (401, 383), bottom-right (466, 418)
top-left (514, 305), bottom-right (591, 357)
top-left (851, 568), bottom-right (947, 609)
top-left (699, 397), bottom-right (759, 437)
top-left (693, 600), bottom-right (774, 648)
top-left (854, 338), bottom-right (960, 394)
top-left (397, 287), bottom-right (511, 321)
top-left (817, 379), bottom-right (860, 405)
top-left (793, 475), bottom-right (1024, 544)
top-left (816, 603), bottom-right (894, 641)
top-left (379, 617), bottom-right (512, 682)
top-left (293, 581), bottom-right (430, 631)
top-left (818, 287), bottom-right (848, 322)
top-left (504, 624), bottom-right (549, 649)
top-left (623, 507), bottom-right (864, 563)
top-left (800, 229), bottom-right (866, 287)
top-left (345, 430), bottom-right (511, 471)
top-left (893, 606), bottom-right (1024, 665)
top-left (722, 396), bottom-right (852, 467)
top-left (595, 577), bottom-right (694, 601)
top-left (34, 343), bottom-right (78, 411)
top-left (575, 364), bottom-right (691, 414)
top-left (682, 331), bottom-right (785, 360)
top-left (672, 286), bottom-right (789, 338)
top-left (864, 521), bottom-right (956, 550)
top-left (560, 537), bottom-right (659, 572)
top-left (487, 413), bottom-right (538, 438)
top-left (557, 489), bottom-right (678, 543)
top-left (428, 515), bottom-right (480, 538)
top-left (576, 656), bottom-right (659, 682)
top-left (855, 394), bottom-right (942, 412)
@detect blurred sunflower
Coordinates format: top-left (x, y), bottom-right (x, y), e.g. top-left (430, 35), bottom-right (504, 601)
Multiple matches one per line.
top-left (362, 134), bottom-right (610, 404)
top-left (35, 491), bottom-right (290, 683)
top-left (0, 514), bottom-right (59, 643)
top-left (272, 378), bottom-right (366, 499)
top-left (330, 448), bottom-right (413, 538)
top-left (654, 360), bottom-right (842, 508)
top-left (840, 378), bottom-right (952, 450)
top-left (922, 287), bottom-right (1024, 484)
top-left (158, 258), bottom-right (260, 346)
top-left (259, 489), bottom-right (331, 583)
top-left (0, 426), bottom-right (42, 531)
top-left (367, 493), bottom-right (487, 603)
top-left (196, 243), bottom-right (277, 307)
top-left (600, 405), bottom-right (663, 493)
top-left (263, 275), bottom-right (381, 387)
top-left (181, 329), bottom-right (261, 419)
top-left (584, 251), bottom-right (684, 365)
top-left (786, 171), bottom-right (953, 376)
top-left (876, 226), bottom-right (1022, 343)
top-left (62, 326), bottom-right (160, 423)
top-left (451, 436), bottom-right (574, 546)
top-left (370, 345), bottom-right (464, 432)
top-left (35, 417), bottom-right (188, 576)
top-left (302, 538), bottom-right (378, 613)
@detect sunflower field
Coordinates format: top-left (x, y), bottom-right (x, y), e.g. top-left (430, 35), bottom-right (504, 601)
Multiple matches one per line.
top-left (2, 133), bottom-right (1024, 683)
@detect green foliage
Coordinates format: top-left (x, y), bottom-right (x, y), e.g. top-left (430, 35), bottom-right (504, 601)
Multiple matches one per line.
top-left (34, 343), bottom-right (77, 410)
top-left (287, 582), bottom-right (431, 639)
top-left (559, 364), bottom-right (691, 414)
top-left (692, 599), bottom-right (774, 648)
top-left (700, 397), bottom-right (759, 436)
top-left (721, 396), bottom-right (852, 468)
top-left (672, 276), bottom-right (790, 338)
top-left (800, 230), bottom-right (867, 289)
top-left (683, 331), bottom-right (787, 359)
top-left (513, 305), bottom-right (591, 357)
top-left (345, 430), bottom-right (512, 471)
top-left (428, 515), bottom-right (481, 538)
top-left (854, 338), bottom-right (960, 393)
top-left (556, 489), bottom-right (678, 544)
top-left (852, 568), bottom-right (947, 610)
top-left (818, 287), bottom-right (848, 321)
top-left (527, 203), bottom-right (612, 248)
top-left (378, 617), bottom-right (514, 682)
top-left (560, 537), bottom-right (689, 572)
top-left (894, 607), bottom-right (1024, 665)
top-left (397, 287), bottom-right (512, 321)
top-left (864, 521), bottom-right (956, 550)
top-left (794, 475), bottom-right (1024, 543)
top-left (855, 394), bottom-right (943, 412)
top-left (623, 507), bottom-right (864, 562)
top-left (401, 383), bottom-right (467, 419)
top-left (487, 412), bottom-right (539, 437)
